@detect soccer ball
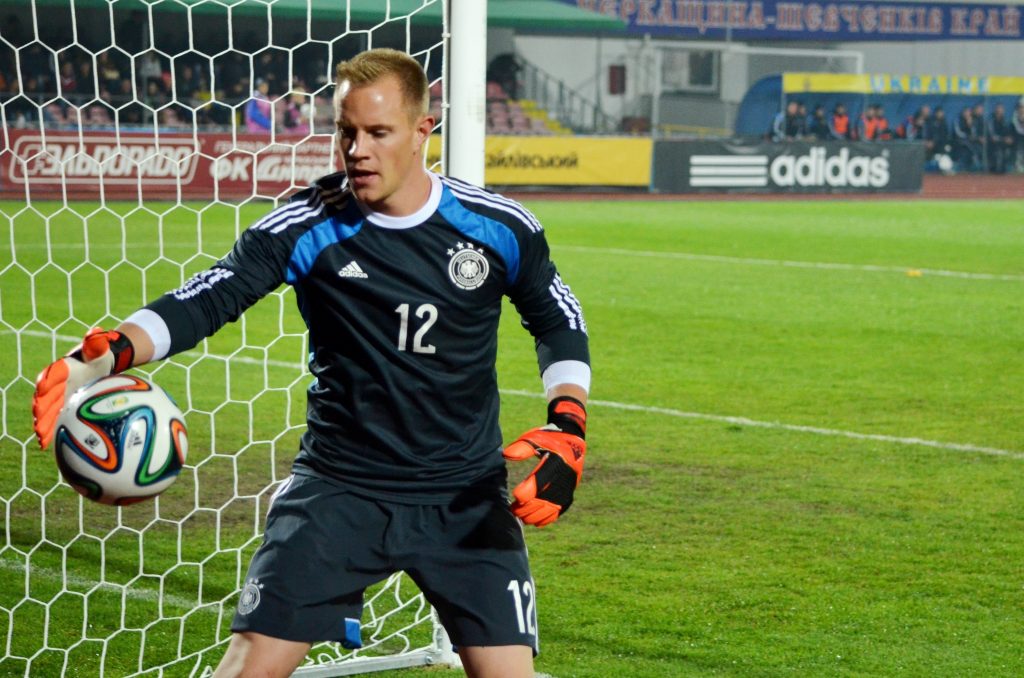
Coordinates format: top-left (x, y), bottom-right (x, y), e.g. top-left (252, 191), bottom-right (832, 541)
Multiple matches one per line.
top-left (936, 154), bottom-right (954, 174)
top-left (55, 374), bottom-right (188, 505)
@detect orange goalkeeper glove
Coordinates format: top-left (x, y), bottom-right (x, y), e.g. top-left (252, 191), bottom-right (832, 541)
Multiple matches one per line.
top-left (503, 396), bottom-right (587, 527)
top-left (32, 327), bottom-right (135, 450)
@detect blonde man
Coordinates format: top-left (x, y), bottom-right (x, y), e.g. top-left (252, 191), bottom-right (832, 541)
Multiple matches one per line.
top-left (33, 48), bottom-right (590, 678)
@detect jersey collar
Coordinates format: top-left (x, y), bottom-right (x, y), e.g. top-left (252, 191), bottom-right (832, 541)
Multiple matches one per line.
top-left (355, 171), bottom-right (441, 230)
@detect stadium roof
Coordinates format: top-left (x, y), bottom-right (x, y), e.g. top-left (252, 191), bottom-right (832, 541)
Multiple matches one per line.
top-left (37, 0), bottom-right (627, 32)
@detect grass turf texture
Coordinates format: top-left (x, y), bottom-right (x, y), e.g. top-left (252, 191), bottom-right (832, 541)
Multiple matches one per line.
top-left (1, 199), bottom-right (1022, 676)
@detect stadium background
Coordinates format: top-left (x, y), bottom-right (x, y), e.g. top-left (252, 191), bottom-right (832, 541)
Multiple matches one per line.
top-left (1, 0), bottom-right (1022, 676)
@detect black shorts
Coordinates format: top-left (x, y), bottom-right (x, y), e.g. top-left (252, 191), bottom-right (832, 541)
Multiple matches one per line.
top-left (230, 470), bottom-right (538, 652)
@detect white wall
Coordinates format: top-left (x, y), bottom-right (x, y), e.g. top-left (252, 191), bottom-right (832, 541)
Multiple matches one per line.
top-left (513, 35), bottom-right (635, 122)
top-left (839, 40), bottom-right (1024, 76)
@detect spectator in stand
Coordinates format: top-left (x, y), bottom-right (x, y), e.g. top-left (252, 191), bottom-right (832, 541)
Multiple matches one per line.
top-left (771, 100), bottom-right (804, 141)
top-left (1012, 101), bottom-right (1024, 172)
top-left (143, 79), bottom-right (167, 111)
top-left (953, 106), bottom-right (983, 171)
top-left (986, 103), bottom-right (1015, 174)
top-left (22, 76), bottom-right (42, 105)
top-left (175, 63), bottom-right (202, 102)
top-left (829, 102), bottom-right (852, 140)
top-left (77, 60), bottom-right (96, 100)
top-left (808, 103), bottom-right (830, 139)
top-left (98, 51), bottom-right (123, 96)
top-left (795, 101), bottom-right (809, 137)
top-left (245, 77), bottom-right (272, 134)
top-left (971, 102), bottom-right (988, 167)
top-left (898, 105), bottom-right (930, 140)
top-left (5, 78), bottom-right (40, 130)
top-left (486, 53), bottom-right (520, 99)
top-left (120, 79), bottom-right (145, 126)
top-left (770, 102), bottom-right (788, 140)
top-left (137, 51), bottom-right (164, 92)
top-left (59, 61), bottom-right (77, 97)
top-left (23, 44), bottom-right (54, 94)
top-left (924, 106), bottom-right (952, 162)
top-left (857, 104), bottom-right (878, 141)
top-left (874, 104), bottom-right (893, 140)
top-left (282, 87), bottom-right (310, 136)
top-left (255, 50), bottom-right (287, 96)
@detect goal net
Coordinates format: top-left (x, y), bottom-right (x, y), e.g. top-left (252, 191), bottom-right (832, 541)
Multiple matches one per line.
top-left (0, 1), bottom-right (458, 675)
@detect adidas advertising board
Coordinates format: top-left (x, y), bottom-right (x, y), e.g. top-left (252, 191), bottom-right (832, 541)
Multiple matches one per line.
top-left (653, 140), bottom-right (924, 194)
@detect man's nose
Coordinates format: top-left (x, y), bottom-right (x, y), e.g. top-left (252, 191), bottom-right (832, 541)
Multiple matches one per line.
top-left (346, 132), bottom-right (369, 158)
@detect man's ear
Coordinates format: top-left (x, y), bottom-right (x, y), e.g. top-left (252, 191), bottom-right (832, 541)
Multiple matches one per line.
top-left (414, 114), bottom-right (435, 147)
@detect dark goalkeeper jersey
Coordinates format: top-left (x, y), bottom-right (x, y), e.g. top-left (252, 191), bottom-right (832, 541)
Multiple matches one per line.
top-left (146, 172), bottom-right (589, 502)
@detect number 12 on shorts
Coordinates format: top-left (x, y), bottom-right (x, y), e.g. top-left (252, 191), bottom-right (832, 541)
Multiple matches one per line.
top-left (507, 579), bottom-right (537, 636)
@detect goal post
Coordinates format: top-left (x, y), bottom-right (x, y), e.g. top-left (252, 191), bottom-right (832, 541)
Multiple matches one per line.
top-left (445, 0), bottom-right (487, 186)
top-left (0, 0), bottom-right (482, 675)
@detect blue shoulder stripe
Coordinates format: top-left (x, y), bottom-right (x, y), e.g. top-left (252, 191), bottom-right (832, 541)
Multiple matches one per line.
top-left (440, 175), bottom-right (542, 233)
top-left (437, 186), bottom-right (520, 286)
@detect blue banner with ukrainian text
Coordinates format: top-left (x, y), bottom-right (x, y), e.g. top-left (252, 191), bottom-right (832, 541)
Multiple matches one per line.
top-left (560, 1), bottom-right (1023, 41)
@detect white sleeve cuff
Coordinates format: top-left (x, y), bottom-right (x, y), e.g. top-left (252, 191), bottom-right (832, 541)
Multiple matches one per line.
top-left (123, 308), bottom-right (171, 361)
top-left (541, 360), bottom-right (591, 395)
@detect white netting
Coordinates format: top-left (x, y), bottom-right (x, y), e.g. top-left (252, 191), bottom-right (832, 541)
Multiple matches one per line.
top-left (0, 1), bottom-right (452, 675)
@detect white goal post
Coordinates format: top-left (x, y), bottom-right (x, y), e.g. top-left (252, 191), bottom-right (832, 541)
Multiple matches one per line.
top-left (0, 0), bottom-right (485, 675)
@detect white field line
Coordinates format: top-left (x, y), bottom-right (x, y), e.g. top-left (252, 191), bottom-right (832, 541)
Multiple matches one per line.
top-left (14, 331), bottom-right (1023, 461)
top-left (501, 389), bottom-right (1024, 461)
top-left (0, 557), bottom-right (215, 612)
top-left (556, 244), bottom-right (1024, 282)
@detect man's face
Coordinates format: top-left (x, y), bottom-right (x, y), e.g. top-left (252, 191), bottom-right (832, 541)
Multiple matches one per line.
top-left (335, 75), bottom-right (433, 215)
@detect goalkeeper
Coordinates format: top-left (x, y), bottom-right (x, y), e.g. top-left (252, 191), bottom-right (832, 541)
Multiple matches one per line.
top-left (32, 48), bottom-right (589, 678)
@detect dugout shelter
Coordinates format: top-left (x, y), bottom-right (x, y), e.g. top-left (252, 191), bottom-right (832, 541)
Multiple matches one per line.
top-left (735, 72), bottom-right (1024, 139)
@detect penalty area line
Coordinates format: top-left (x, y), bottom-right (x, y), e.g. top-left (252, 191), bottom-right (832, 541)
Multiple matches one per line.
top-left (555, 245), bottom-right (1024, 282)
top-left (501, 389), bottom-right (1024, 461)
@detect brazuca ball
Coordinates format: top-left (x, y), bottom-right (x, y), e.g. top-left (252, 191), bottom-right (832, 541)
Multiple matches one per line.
top-left (55, 374), bottom-right (188, 505)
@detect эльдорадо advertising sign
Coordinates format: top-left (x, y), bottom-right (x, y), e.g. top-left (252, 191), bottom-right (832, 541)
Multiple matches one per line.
top-left (1, 131), bottom-right (653, 198)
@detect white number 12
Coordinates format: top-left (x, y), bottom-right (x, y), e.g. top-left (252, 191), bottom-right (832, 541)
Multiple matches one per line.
top-left (395, 303), bottom-right (437, 354)
top-left (507, 579), bottom-right (536, 635)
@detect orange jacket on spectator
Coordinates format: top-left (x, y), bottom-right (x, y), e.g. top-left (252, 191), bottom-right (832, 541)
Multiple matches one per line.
top-left (860, 114), bottom-right (880, 141)
top-left (830, 112), bottom-right (850, 139)
top-left (874, 116), bottom-right (892, 140)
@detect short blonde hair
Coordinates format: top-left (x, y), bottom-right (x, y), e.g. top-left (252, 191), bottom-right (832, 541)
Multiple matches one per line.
top-left (334, 48), bottom-right (429, 120)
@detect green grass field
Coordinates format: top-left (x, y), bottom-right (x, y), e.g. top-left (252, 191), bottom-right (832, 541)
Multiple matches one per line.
top-left (1, 198), bottom-right (1022, 677)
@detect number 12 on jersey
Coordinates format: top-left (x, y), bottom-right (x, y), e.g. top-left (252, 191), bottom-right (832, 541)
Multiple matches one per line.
top-left (395, 303), bottom-right (437, 354)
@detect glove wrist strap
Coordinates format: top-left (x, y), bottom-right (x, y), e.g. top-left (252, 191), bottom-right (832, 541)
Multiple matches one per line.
top-left (107, 331), bottom-right (136, 374)
top-left (69, 330), bottom-right (135, 374)
top-left (547, 395), bottom-right (586, 440)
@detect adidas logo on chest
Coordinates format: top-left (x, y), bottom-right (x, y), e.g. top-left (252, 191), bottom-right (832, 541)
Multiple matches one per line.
top-left (338, 261), bottom-right (368, 279)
